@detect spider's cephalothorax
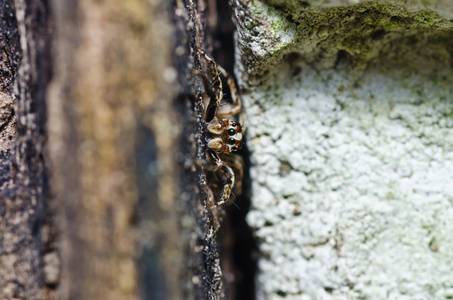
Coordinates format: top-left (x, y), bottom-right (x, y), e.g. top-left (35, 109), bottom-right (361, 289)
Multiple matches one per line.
top-left (207, 118), bottom-right (243, 154)
top-left (195, 48), bottom-right (244, 209)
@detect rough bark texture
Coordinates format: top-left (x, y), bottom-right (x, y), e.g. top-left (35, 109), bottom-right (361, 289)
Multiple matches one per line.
top-left (48, 0), bottom-right (226, 299)
top-left (1, 0), bottom-right (234, 299)
top-left (232, 0), bottom-right (453, 299)
top-left (0, 0), bottom-right (52, 299)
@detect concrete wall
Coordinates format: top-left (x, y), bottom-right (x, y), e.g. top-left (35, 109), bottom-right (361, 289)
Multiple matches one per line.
top-left (232, 0), bottom-right (453, 298)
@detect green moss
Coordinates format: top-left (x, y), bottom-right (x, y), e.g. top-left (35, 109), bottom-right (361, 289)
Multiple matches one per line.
top-left (413, 10), bottom-right (444, 25)
top-left (239, 0), bottom-right (453, 79)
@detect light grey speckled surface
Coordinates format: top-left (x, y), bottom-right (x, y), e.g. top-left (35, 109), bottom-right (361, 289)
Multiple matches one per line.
top-left (232, 0), bottom-right (453, 299)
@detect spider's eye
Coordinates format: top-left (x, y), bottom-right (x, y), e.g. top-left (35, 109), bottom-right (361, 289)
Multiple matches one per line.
top-left (228, 128), bottom-right (235, 136)
top-left (228, 138), bottom-right (236, 145)
top-left (232, 146), bottom-right (238, 151)
top-left (231, 122), bottom-right (237, 127)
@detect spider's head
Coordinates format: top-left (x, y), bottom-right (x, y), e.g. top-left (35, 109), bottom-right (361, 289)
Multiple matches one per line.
top-left (225, 120), bottom-right (243, 153)
top-left (207, 119), bottom-right (244, 154)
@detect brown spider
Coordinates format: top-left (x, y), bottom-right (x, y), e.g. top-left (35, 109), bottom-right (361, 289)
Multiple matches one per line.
top-left (195, 48), bottom-right (244, 209)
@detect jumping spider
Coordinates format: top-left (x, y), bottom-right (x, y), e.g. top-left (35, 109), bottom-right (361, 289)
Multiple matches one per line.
top-left (195, 48), bottom-right (244, 209)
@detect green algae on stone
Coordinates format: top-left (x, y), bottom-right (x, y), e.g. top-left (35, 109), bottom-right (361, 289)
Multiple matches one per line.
top-left (232, 0), bottom-right (453, 84)
top-left (264, 0), bottom-right (453, 19)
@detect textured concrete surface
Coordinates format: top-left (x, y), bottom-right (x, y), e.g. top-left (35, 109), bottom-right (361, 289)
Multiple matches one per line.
top-left (233, 1), bottom-right (453, 299)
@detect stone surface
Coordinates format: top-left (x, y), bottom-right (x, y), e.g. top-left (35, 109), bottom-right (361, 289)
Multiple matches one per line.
top-left (232, 0), bottom-right (453, 299)
top-left (232, 0), bottom-right (453, 83)
top-left (266, 0), bottom-right (453, 19)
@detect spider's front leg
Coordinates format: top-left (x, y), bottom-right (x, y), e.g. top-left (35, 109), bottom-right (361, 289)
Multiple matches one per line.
top-left (215, 64), bottom-right (242, 123)
top-left (205, 150), bottom-right (236, 209)
top-left (196, 48), bottom-right (223, 122)
top-left (196, 48), bottom-right (244, 124)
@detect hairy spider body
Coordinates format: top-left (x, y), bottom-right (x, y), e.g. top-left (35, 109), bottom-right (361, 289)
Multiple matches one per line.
top-left (196, 48), bottom-right (244, 209)
top-left (207, 118), bottom-right (243, 154)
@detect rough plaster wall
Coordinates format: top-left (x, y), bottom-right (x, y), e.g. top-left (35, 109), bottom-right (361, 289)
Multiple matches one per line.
top-left (233, 1), bottom-right (453, 299)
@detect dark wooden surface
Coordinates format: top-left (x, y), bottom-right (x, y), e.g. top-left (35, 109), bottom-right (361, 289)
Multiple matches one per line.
top-left (0, 0), bottom-right (228, 299)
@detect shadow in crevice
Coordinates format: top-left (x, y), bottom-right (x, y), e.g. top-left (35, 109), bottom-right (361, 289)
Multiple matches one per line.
top-left (221, 142), bottom-right (259, 300)
top-left (209, 1), bottom-right (259, 299)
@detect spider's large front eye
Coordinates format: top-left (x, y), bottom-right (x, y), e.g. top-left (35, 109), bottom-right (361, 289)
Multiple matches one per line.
top-left (228, 128), bottom-right (235, 136)
top-left (228, 138), bottom-right (236, 145)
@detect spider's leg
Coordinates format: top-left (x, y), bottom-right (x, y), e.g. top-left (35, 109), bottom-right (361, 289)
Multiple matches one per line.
top-left (221, 153), bottom-right (243, 196)
top-left (192, 68), bottom-right (219, 122)
top-left (197, 49), bottom-right (222, 96)
top-left (205, 150), bottom-right (235, 209)
top-left (202, 149), bottom-right (223, 170)
top-left (212, 163), bottom-right (235, 209)
top-left (215, 65), bottom-right (243, 124)
top-left (197, 48), bottom-right (223, 122)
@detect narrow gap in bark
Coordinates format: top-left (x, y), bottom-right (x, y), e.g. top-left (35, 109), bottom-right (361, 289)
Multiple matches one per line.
top-left (223, 144), bottom-right (257, 300)
top-left (212, 1), bottom-right (258, 299)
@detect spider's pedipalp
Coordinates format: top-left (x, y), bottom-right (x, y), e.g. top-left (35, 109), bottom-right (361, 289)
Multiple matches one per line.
top-left (207, 138), bottom-right (226, 153)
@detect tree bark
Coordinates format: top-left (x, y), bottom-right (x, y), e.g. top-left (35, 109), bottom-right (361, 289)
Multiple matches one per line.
top-left (0, 0), bottom-right (51, 298)
top-left (1, 0), bottom-right (230, 299)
